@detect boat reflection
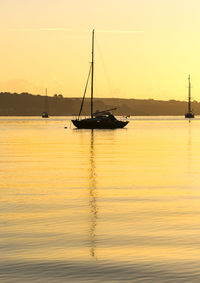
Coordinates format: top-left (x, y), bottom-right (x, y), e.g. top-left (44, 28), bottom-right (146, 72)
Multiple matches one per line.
top-left (187, 122), bottom-right (192, 174)
top-left (88, 129), bottom-right (98, 259)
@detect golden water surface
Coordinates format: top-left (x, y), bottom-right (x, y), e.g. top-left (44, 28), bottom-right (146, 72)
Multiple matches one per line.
top-left (1, 116), bottom-right (200, 282)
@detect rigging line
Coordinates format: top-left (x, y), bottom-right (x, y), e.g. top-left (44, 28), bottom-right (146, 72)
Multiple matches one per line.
top-left (78, 64), bottom-right (92, 119)
top-left (95, 37), bottom-right (112, 96)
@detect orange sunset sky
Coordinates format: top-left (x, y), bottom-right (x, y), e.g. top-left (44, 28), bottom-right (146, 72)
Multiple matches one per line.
top-left (0, 0), bottom-right (199, 100)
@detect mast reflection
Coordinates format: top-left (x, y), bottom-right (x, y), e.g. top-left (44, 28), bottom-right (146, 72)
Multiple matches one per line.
top-left (89, 129), bottom-right (98, 259)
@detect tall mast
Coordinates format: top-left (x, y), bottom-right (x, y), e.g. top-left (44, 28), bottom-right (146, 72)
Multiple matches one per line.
top-left (91, 29), bottom-right (94, 119)
top-left (45, 88), bottom-right (48, 112)
top-left (188, 75), bottom-right (191, 113)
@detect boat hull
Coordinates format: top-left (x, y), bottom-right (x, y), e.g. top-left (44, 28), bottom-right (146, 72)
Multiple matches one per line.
top-left (185, 112), bottom-right (195, 118)
top-left (42, 112), bottom-right (49, 118)
top-left (72, 118), bottom-right (129, 129)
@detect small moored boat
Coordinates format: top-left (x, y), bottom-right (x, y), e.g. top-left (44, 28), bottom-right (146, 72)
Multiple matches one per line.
top-left (185, 75), bottom-right (194, 118)
top-left (42, 88), bottom-right (49, 118)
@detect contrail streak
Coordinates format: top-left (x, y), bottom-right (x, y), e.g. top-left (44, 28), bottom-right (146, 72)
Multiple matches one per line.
top-left (40, 28), bottom-right (75, 31)
top-left (0, 28), bottom-right (76, 31)
top-left (0, 28), bottom-right (144, 33)
top-left (97, 30), bottom-right (144, 34)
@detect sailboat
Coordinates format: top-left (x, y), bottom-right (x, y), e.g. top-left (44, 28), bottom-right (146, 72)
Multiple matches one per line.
top-left (71, 30), bottom-right (129, 129)
top-left (185, 75), bottom-right (194, 118)
top-left (42, 88), bottom-right (49, 118)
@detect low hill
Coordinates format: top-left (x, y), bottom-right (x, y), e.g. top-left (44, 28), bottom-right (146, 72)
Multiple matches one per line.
top-left (0, 92), bottom-right (199, 116)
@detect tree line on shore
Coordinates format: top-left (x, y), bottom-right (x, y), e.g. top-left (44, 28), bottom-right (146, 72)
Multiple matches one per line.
top-left (0, 91), bottom-right (199, 116)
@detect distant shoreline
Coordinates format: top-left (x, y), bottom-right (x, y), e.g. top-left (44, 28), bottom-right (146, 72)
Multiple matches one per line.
top-left (0, 92), bottom-right (199, 116)
top-left (0, 114), bottom-right (194, 116)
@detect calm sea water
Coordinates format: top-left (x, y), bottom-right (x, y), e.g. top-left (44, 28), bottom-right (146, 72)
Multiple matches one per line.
top-left (1, 116), bottom-right (200, 282)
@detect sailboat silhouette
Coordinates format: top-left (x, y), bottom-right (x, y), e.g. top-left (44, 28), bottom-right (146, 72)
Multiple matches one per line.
top-left (42, 88), bottom-right (49, 118)
top-left (185, 75), bottom-right (194, 118)
top-left (72, 30), bottom-right (129, 129)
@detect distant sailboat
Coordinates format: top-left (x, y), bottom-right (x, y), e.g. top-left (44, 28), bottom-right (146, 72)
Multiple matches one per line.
top-left (71, 30), bottom-right (129, 129)
top-left (42, 88), bottom-right (49, 118)
top-left (185, 75), bottom-right (194, 118)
